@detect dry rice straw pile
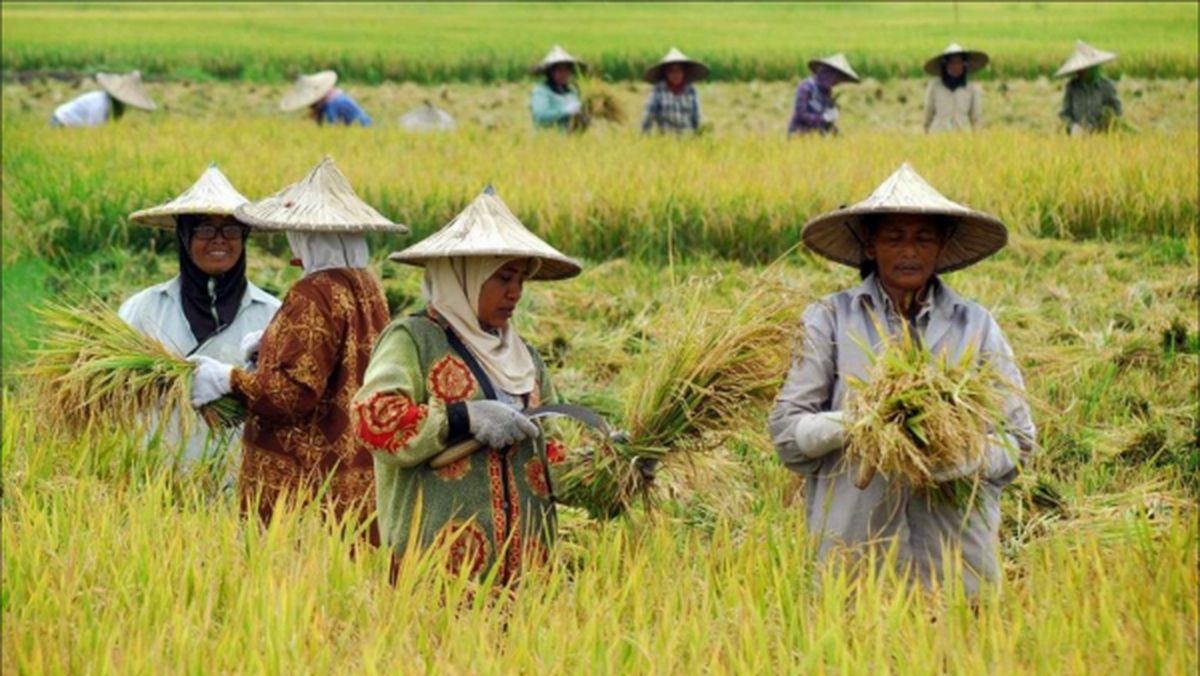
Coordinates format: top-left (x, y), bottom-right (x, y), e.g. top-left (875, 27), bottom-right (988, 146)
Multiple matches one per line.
top-left (23, 298), bottom-right (243, 434)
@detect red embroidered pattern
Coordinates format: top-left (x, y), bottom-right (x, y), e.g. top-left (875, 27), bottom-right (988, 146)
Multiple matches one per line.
top-left (487, 450), bottom-right (508, 579)
top-left (434, 520), bottom-right (491, 577)
top-left (504, 448), bottom-right (523, 578)
top-left (428, 355), bottom-right (476, 403)
top-left (524, 457), bottom-right (550, 498)
top-left (433, 456), bottom-right (471, 481)
top-left (354, 391), bottom-right (426, 452)
top-left (545, 439), bottom-right (567, 465)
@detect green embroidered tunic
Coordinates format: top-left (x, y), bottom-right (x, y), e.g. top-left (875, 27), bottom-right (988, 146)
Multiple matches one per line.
top-left (352, 312), bottom-right (561, 581)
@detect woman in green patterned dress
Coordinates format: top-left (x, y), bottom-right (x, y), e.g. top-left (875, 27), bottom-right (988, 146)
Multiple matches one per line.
top-left (352, 186), bottom-right (581, 582)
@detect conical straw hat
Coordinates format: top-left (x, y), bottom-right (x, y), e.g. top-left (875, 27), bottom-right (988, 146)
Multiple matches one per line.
top-left (129, 163), bottom-right (249, 229)
top-left (807, 53), bottom-right (861, 83)
top-left (398, 101), bottom-right (457, 131)
top-left (923, 43), bottom-right (990, 76)
top-left (234, 156), bottom-right (409, 234)
top-left (1054, 40), bottom-right (1117, 78)
top-left (643, 47), bottom-right (710, 83)
top-left (801, 163), bottom-right (1007, 274)
top-left (389, 186), bottom-right (581, 281)
top-left (531, 45), bottom-right (588, 75)
top-left (96, 71), bottom-right (157, 111)
top-left (279, 70), bottom-right (338, 111)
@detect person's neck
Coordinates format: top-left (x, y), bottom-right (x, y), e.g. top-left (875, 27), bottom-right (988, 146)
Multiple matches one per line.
top-left (878, 278), bottom-right (931, 320)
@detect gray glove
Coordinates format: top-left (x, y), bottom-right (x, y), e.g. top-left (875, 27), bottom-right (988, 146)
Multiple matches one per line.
top-left (792, 411), bottom-right (846, 459)
top-left (466, 400), bottom-right (538, 449)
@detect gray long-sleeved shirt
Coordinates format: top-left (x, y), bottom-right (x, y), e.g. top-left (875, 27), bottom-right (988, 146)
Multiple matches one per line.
top-left (768, 274), bottom-right (1036, 594)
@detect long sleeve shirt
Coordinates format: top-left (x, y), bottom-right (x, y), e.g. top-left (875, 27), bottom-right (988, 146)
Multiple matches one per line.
top-left (320, 90), bottom-right (372, 126)
top-left (50, 90), bottom-right (112, 128)
top-left (788, 77), bottom-right (835, 135)
top-left (530, 82), bottom-right (580, 130)
top-left (119, 276), bottom-right (280, 467)
top-left (767, 274), bottom-right (1036, 595)
top-left (230, 268), bottom-right (390, 530)
top-left (924, 80), bottom-right (983, 132)
top-left (641, 82), bottom-right (701, 133)
top-left (1059, 77), bottom-right (1122, 131)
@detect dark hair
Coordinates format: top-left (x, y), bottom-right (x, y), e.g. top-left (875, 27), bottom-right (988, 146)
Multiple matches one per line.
top-left (857, 213), bottom-right (955, 279)
top-left (940, 58), bottom-right (968, 91)
top-left (110, 97), bottom-right (126, 120)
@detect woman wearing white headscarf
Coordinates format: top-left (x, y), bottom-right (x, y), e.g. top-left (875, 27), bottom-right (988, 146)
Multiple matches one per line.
top-left (188, 157), bottom-right (408, 540)
top-left (353, 186), bottom-right (581, 583)
top-left (923, 43), bottom-right (988, 132)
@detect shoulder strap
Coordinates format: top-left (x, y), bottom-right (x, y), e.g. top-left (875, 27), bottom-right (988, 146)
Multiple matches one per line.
top-left (415, 309), bottom-right (498, 400)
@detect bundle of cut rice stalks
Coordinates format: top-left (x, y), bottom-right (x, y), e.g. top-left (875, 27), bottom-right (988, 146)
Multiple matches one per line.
top-left (567, 79), bottom-right (626, 133)
top-left (553, 279), bottom-right (792, 519)
top-left (22, 298), bottom-right (244, 434)
top-left (844, 322), bottom-right (1012, 510)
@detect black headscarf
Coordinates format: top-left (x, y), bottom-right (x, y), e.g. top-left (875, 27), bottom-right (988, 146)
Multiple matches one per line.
top-left (544, 69), bottom-right (573, 95)
top-left (175, 215), bottom-right (248, 345)
top-left (939, 60), bottom-right (968, 91)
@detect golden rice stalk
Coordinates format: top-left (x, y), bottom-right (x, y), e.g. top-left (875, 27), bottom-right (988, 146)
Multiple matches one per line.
top-left (22, 298), bottom-right (243, 434)
top-left (582, 90), bottom-right (625, 124)
top-left (555, 279), bottom-right (792, 518)
top-left (844, 322), bottom-right (1009, 504)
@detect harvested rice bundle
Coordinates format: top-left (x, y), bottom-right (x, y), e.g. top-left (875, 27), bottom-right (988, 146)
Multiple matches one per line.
top-left (23, 298), bottom-right (243, 433)
top-left (554, 280), bottom-right (791, 518)
top-left (844, 323), bottom-right (1010, 500)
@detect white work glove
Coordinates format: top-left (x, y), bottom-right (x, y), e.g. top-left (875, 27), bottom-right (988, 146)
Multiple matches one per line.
top-left (792, 411), bottom-right (846, 459)
top-left (187, 355), bottom-right (234, 408)
top-left (239, 329), bottom-right (265, 365)
top-left (821, 107), bottom-right (839, 124)
top-left (466, 400), bottom-right (539, 449)
top-left (1068, 123), bottom-right (1083, 136)
top-left (563, 99), bottom-right (582, 116)
top-left (930, 438), bottom-right (1017, 484)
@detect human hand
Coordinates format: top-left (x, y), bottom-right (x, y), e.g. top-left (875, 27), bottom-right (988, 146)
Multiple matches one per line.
top-left (466, 400), bottom-right (539, 449)
top-left (239, 329), bottom-right (265, 365)
top-left (187, 355), bottom-right (234, 408)
top-left (792, 411), bottom-right (846, 459)
top-left (563, 99), bottom-right (582, 116)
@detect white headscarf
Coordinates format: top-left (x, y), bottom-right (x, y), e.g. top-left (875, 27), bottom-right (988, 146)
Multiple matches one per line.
top-left (286, 231), bottom-right (369, 276)
top-left (424, 256), bottom-right (537, 395)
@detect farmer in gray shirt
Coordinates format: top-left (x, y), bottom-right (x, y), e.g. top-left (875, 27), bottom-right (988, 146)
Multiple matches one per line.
top-left (768, 163), bottom-right (1036, 596)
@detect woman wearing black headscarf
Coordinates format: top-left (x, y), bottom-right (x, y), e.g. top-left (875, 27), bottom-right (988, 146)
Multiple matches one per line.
top-left (120, 164), bottom-right (280, 467)
top-left (923, 43), bottom-right (988, 133)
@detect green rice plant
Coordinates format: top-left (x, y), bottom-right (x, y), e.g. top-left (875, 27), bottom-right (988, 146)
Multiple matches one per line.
top-left (21, 297), bottom-right (243, 434)
top-left (844, 320), bottom-right (1010, 508)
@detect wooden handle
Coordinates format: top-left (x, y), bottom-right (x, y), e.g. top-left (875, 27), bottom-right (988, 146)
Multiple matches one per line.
top-left (854, 464), bottom-right (877, 490)
top-left (429, 438), bottom-right (483, 469)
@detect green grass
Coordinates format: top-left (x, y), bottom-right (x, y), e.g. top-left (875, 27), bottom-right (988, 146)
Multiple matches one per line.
top-left (2, 2), bottom-right (1197, 82)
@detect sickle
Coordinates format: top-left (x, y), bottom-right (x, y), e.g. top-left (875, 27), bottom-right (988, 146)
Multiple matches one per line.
top-left (428, 403), bottom-right (610, 469)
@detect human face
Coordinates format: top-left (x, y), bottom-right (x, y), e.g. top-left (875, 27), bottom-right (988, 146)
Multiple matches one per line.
top-left (476, 260), bottom-right (530, 331)
top-left (665, 64), bottom-right (686, 87)
top-left (187, 215), bottom-right (245, 276)
top-left (863, 215), bottom-right (946, 296)
top-left (550, 64), bottom-right (573, 87)
top-left (944, 55), bottom-right (966, 78)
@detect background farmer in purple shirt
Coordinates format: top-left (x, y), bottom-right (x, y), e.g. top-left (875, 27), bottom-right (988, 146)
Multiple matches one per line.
top-left (279, 70), bottom-right (372, 127)
top-left (788, 53), bottom-right (860, 136)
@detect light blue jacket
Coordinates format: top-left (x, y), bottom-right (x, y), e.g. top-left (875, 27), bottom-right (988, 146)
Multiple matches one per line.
top-left (530, 82), bottom-right (580, 129)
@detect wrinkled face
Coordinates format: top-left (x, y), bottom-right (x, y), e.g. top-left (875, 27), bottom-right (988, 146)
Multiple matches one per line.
top-left (864, 215), bottom-right (947, 294)
top-left (187, 215), bottom-right (245, 276)
top-left (944, 55), bottom-right (966, 78)
top-left (476, 260), bottom-right (530, 331)
top-left (665, 64), bottom-right (686, 86)
top-left (551, 64), bottom-right (574, 87)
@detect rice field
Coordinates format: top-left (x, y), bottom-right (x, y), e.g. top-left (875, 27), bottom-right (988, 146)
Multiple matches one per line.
top-left (2, 3), bottom-right (1198, 673)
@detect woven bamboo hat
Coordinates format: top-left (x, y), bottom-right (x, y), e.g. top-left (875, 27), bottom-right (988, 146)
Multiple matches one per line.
top-left (389, 186), bottom-right (581, 281)
top-left (531, 45), bottom-right (588, 75)
top-left (129, 163), bottom-right (249, 229)
top-left (924, 43), bottom-right (990, 76)
top-left (807, 53), bottom-right (861, 83)
top-left (643, 47), bottom-right (710, 84)
top-left (235, 156), bottom-right (408, 233)
top-left (279, 70), bottom-right (338, 111)
top-left (801, 163), bottom-right (1007, 274)
top-left (398, 101), bottom-right (457, 131)
top-left (1054, 40), bottom-right (1117, 78)
top-left (96, 71), bottom-right (157, 111)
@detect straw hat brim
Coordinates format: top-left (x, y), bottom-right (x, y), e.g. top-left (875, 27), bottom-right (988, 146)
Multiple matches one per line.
top-left (801, 206), bottom-right (1008, 274)
top-left (923, 50), bottom-right (990, 76)
top-left (388, 250), bottom-right (581, 281)
top-left (279, 71), bottom-right (338, 111)
top-left (129, 206), bottom-right (245, 230)
top-left (531, 60), bottom-right (588, 76)
top-left (1054, 52), bottom-right (1117, 78)
top-left (235, 204), bottom-right (410, 233)
top-left (96, 73), bottom-right (157, 111)
top-left (807, 59), bottom-right (860, 83)
top-left (643, 60), bottom-right (710, 84)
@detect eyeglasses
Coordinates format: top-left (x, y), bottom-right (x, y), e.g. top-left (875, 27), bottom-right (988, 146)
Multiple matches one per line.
top-left (192, 224), bottom-right (247, 241)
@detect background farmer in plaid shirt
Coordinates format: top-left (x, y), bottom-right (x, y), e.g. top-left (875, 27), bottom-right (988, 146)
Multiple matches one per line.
top-left (641, 47), bottom-right (708, 134)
